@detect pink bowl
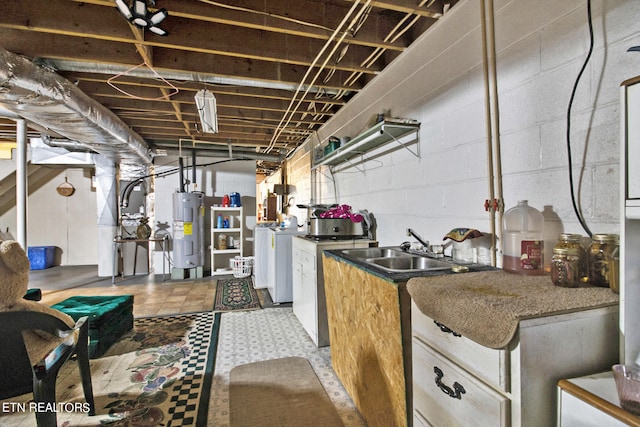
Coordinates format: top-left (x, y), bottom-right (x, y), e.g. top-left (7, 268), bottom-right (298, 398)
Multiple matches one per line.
top-left (612, 364), bottom-right (640, 415)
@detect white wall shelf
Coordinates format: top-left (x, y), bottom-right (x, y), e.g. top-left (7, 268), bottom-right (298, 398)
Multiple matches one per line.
top-left (210, 206), bottom-right (243, 276)
top-left (312, 119), bottom-right (421, 172)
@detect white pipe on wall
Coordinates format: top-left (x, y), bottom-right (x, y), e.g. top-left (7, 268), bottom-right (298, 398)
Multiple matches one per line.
top-left (487, 0), bottom-right (504, 265)
top-left (480, 0), bottom-right (497, 266)
top-left (15, 119), bottom-right (27, 249)
top-left (480, 0), bottom-right (504, 267)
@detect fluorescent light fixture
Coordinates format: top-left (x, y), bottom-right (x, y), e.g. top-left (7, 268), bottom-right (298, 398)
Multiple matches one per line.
top-left (195, 89), bottom-right (219, 133)
top-left (115, 0), bottom-right (133, 19)
top-left (132, 16), bottom-right (149, 27)
top-left (148, 25), bottom-right (167, 36)
top-left (133, 0), bottom-right (147, 18)
top-left (149, 9), bottom-right (168, 25)
top-left (115, 0), bottom-right (169, 36)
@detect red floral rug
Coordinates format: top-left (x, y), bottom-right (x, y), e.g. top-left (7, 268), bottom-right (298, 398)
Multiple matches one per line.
top-left (213, 277), bottom-right (261, 311)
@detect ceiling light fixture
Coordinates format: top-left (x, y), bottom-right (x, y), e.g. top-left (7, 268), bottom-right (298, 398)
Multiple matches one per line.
top-left (195, 90), bottom-right (219, 134)
top-left (115, 0), bottom-right (169, 36)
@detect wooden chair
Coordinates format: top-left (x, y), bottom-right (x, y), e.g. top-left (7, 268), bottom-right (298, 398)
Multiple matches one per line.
top-left (0, 311), bottom-right (95, 426)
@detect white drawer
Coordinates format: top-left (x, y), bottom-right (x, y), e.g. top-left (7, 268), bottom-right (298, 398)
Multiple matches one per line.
top-left (413, 409), bottom-right (433, 427)
top-left (413, 338), bottom-right (509, 427)
top-left (411, 301), bottom-right (509, 391)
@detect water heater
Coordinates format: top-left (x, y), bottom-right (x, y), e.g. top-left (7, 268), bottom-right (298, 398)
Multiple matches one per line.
top-left (173, 192), bottom-right (205, 269)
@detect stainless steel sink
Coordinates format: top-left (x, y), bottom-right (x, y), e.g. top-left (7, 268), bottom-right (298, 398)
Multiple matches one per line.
top-left (340, 248), bottom-right (411, 258)
top-left (370, 256), bottom-right (451, 271)
top-left (340, 246), bottom-right (454, 272)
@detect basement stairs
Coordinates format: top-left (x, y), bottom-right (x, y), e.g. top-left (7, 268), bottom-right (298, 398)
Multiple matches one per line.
top-left (0, 163), bottom-right (61, 216)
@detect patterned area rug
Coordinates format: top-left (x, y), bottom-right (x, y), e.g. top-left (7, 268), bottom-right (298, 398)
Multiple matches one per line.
top-left (0, 312), bottom-right (220, 427)
top-left (213, 276), bottom-right (261, 312)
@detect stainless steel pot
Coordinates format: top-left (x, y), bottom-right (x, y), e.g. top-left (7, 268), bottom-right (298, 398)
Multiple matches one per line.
top-left (308, 218), bottom-right (364, 238)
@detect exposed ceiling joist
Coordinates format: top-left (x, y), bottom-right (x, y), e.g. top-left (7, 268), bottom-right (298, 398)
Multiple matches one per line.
top-left (0, 0), bottom-right (458, 173)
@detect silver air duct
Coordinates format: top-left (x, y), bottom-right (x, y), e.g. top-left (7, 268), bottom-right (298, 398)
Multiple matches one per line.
top-left (0, 47), bottom-right (152, 164)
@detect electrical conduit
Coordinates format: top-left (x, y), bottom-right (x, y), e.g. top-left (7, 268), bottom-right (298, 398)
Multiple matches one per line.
top-left (265, 0), bottom-right (371, 153)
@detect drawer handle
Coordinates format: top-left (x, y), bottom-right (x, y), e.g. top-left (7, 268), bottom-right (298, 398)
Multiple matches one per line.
top-left (434, 366), bottom-right (466, 400)
top-left (433, 320), bottom-right (461, 337)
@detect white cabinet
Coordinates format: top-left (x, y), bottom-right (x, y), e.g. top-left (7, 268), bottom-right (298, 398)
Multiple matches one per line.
top-left (292, 238), bottom-right (318, 343)
top-left (292, 237), bottom-right (374, 347)
top-left (210, 206), bottom-right (243, 275)
top-left (411, 301), bottom-right (619, 427)
top-left (259, 227), bottom-right (306, 303)
top-left (558, 372), bottom-right (640, 426)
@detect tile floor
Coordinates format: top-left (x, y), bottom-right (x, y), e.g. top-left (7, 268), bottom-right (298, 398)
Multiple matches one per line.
top-left (33, 266), bottom-right (218, 317)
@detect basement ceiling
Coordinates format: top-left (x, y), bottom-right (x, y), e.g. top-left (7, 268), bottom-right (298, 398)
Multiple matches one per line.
top-left (0, 0), bottom-right (458, 174)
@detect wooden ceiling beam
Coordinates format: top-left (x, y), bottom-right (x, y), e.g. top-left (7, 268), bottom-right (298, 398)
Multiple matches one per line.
top-left (0, 28), bottom-right (364, 93)
top-left (2, 0), bottom-right (409, 70)
top-left (75, 0), bottom-right (410, 51)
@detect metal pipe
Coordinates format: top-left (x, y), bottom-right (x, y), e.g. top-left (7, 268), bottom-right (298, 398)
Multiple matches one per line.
top-left (40, 58), bottom-right (342, 96)
top-left (15, 119), bottom-right (27, 249)
top-left (192, 149), bottom-right (197, 191)
top-left (178, 157), bottom-right (185, 193)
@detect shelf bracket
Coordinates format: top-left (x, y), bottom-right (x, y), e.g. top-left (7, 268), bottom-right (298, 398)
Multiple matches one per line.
top-left (330, 152), bottom-right (384, 174)
top-left (384, 127), bottom-right (420, 159)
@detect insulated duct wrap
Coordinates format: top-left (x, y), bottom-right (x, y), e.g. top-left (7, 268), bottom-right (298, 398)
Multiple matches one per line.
top-left (0, 47), bottom-right (152, 164)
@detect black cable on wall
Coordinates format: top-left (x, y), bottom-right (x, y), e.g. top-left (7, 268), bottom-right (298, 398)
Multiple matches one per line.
top-left (566, 0), bottom-right (594, 238)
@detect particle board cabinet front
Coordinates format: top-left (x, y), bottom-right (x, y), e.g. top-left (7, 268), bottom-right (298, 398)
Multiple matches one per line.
top-left (323, 254), bottom-right (409, 427)
top-left (411, 300), bottom-right (619, 427)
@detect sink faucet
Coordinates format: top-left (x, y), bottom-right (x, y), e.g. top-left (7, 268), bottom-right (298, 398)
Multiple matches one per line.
top-left (405, 228), bottom-right (445, 258)
top-left (406, 228), bottom-right (430, 249)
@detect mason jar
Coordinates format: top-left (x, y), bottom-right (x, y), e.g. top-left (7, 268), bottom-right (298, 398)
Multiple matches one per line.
top-left (554, 234), bottom-right (588, 284)
top-left (588, 234), bottom-right (619, 290)
top-left (551, 247), bottom-right (581, 287)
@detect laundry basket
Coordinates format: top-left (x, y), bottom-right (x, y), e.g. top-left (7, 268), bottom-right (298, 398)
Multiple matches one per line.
top-left (232, 256), bottom-right (254, 278)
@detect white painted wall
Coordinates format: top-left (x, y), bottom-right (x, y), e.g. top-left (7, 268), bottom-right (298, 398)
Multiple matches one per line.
top-left (0, 166), bottom-right (98, 265)
top-left (287, 0), bottom-right (640, 264)
top-left (0, 154), bottom-right (256, 270)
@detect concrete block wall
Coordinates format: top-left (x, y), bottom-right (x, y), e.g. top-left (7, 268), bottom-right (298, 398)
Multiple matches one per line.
top-left (286, 0), bottom-right (640, 257)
